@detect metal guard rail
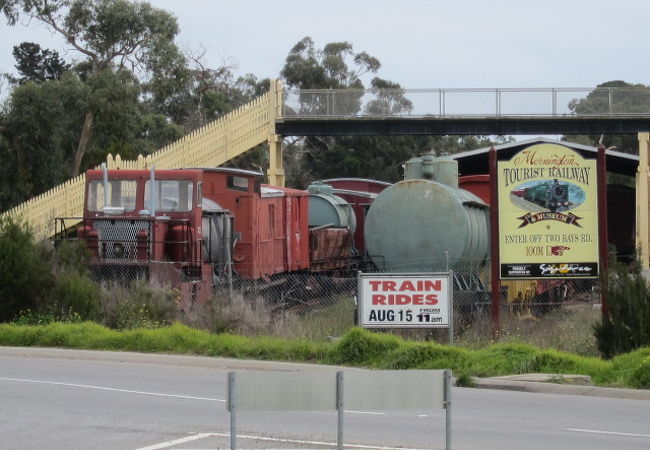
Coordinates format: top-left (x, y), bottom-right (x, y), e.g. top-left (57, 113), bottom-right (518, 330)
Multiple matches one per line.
top-left (280, 87), bottom-right (650, 118)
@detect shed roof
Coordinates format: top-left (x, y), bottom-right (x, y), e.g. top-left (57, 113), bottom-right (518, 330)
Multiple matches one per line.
top-left (451, 137), bottom-right (639, 177)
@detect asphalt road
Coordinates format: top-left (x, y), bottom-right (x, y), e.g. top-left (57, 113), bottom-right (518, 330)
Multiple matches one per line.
top-left (1, 346), bottom-right (649, 450)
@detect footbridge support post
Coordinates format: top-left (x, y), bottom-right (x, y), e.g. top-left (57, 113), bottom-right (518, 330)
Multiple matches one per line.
top-left (637, 132), bottom-right (650, 269)
top-left (267, 79), bottom-right (285, 187)
top-left (267, 133), bottom-right (285, 187)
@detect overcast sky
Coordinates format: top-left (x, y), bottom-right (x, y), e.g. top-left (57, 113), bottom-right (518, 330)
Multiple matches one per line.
top-left (1, 0), bottom-right (648, 89)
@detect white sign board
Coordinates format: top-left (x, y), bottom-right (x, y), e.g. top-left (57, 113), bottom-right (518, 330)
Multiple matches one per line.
top-left (343, 370), bottom-right (446, 410)
top-left (357, 273), bottom-right (452, 328)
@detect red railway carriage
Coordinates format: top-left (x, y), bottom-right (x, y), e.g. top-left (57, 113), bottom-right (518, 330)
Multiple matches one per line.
top-left (458, 175), bottom-right (490, 205)
top-left (199, 168), bottom-right (309, 279)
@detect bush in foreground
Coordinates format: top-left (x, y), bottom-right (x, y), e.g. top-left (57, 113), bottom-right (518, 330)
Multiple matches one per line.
top-left (0, 217), bottom-right (54, 322)
top-left (595, 260), bottom-right (650, 358)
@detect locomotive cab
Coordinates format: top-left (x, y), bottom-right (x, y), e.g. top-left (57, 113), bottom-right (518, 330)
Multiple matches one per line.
top-left (78, 166), bottom-right (228, 303)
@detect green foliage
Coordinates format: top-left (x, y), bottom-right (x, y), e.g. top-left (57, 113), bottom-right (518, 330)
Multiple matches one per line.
top-left (279, 37), bottom-right (506, 186)
top-left (0, 73), bottom-right (83, 207)
top-left (594, 261), bottom-right (650, 358)
top-left (0, 0), bottom-right (271, 206)
top-left (290, 134), bottom-right (500, 187)
top-left (0, 321), bottom-right (328, 360)
top-left (13, 308), bottom-right (83, 326)
top-left (281, 37), bottom-right (380, 90)
top-left (455, 372), bottom-right (474, 387)
top-left (3, 322), bottom-right (650, 388)
top-left (11, 42), bottom-right (69, 83)
top-left (564, 80), bottom-right (648, 154)
top-left (99, 280), bottom-right (176, 329)
top-left (383, 343), bottom-right (469, 371)
top-left (0, 220), bottom-right (102, 323)
top-left (52, 239), bottom-right (92, 271)
top-left (328, 327), bottom-right (402, 365)
top-left (49, 270), bottom-right (100, 320)
top-left (612, 348), bottom-right (650, 388)
top-left (0, 217), bottom-right (54, 322)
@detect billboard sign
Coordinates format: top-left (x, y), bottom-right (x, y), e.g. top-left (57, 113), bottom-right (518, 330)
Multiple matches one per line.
top-left (498, 143), bottom-right (599, 279)
top-left (357, 273), bottom-right (452, 328)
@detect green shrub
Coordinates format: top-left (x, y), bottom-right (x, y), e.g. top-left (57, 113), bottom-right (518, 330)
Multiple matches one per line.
top-left (49, 270), bottom-right (100, 321)
top-left (0, 217), bottom-right (54, 321)
top-left (594, 260), bottom-right (650, 358)
top-left (12, 310), bottom-right (59, 326)
top-left (625, 358), bottom-right (650, 388)
top-left (329, 327), bottom-right (402, 365)
top-left (455, 373), bottom-right (474, 387)
top-left (52, 240), bottom-right (92, 272)
top-left (99, 280), bottom-right (176, 329)
top-left (472, 342), bottom-right (539, 375)
top-left (384, 343), bottom-right (467, 370)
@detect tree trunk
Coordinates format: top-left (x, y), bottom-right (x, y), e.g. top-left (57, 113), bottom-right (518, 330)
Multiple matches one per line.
top-left (72, 111), bottom-right (94, 177)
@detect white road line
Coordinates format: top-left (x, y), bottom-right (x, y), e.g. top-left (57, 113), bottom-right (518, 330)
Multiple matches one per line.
top-left (134, 433), bottom-right (214, 450)
top-left (0, 377), bottom-right (225, 402)
top-left (135, 432), bottom-right (429, 450)
top-left (565, 427), bottom-right (650, 439)
top-left (345, 409), bottom-right (386, 415)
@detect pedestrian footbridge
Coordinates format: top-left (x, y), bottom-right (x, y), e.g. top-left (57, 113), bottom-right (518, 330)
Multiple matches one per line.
top-left (3, 82), bottom-right (650, 239)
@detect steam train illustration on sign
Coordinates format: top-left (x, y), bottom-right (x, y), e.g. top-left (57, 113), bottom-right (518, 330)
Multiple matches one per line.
top-left (511, 179), bottom-right (572, 212)
top-left (60, 152), bottom-right (492, 308)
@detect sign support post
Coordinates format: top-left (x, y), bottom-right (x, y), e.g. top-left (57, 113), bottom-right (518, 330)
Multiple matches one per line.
top-left (336, 371), bottom-right (344, 450)
top-left (228, 372), bottom-right (237, 450)
top-left (444, 369), bottom-right (452, 450)
top-left (448, 270), bottom-right (454, 346)
top-left (597, 144), bottom-right (609, 319)
top-left (489, 146), bottom-right (501, 336)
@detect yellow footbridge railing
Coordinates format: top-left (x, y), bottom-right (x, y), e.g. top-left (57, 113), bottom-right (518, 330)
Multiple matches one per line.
top-left (1, 80), bottom-right (284, 240)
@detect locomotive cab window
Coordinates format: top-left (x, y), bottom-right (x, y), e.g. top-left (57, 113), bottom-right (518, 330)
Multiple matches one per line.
top-left (227, 175), bottom-right (249, 192)
top-left (144, 180), bottom-right (194, 212)
top-left (87, 180), bottom-right (137, 212)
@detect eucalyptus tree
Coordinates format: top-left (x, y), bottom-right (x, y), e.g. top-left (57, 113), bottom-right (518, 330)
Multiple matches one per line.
top-left (1, 0), bottom-right (187, 175)
top-left (279, 36), bottom-right (498, 186)
top-left (564, 80), bottom-right (649, 154)
top-left (11, 42), bottom-right (70, 83)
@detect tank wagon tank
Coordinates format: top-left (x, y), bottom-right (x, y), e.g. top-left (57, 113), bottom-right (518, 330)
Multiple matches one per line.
top-left (315, 178), bottom-right (392, 255)
top-left (364, 152), bottom-right (490, 272)
top-left (306, 183), bottom-right (357, 271)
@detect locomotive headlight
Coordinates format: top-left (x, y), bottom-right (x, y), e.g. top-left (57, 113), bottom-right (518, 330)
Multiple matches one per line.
top-left (113, 243), bottom-right (125, 258)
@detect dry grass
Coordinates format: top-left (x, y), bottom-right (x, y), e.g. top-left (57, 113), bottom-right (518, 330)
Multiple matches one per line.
top-left (177, 291), bottom-right (357, 341)
top-left (456, 304), bottom-right (601, 356)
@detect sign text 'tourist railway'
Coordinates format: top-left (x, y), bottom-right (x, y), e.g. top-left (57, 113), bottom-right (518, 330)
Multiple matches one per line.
top-left (357, 273), bottom-right (452, 328)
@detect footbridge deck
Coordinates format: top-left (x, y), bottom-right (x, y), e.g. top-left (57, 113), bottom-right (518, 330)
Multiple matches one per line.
top-left (277, 87), bottom-right (650, 135)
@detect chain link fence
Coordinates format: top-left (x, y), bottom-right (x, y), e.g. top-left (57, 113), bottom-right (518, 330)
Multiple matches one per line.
top-left (85, 257), bottom-right (602, 354)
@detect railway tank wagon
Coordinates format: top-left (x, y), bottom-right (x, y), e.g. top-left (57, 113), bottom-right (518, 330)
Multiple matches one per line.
top-left (315, 178), bottom-right (392, 255)
top-left (364, 152), bottom-right (490, 272)
top-left (363, 152), bottom-right (491, 315)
